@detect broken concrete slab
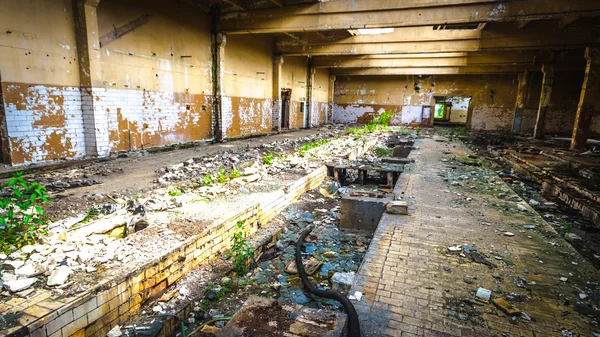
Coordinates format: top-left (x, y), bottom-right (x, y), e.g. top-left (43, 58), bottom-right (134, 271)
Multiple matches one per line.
top-left (386, 200), bottom-right (408, 215)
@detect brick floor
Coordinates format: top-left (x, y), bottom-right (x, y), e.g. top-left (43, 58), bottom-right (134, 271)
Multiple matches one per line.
top-left (350, 138), bottom-right (600, 337)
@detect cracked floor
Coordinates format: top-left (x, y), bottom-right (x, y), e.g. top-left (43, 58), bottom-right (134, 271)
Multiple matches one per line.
top-left (351, 137), bottom-right (600, 337)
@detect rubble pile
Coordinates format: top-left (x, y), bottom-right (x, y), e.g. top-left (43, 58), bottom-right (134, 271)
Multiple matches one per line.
top-left (0, 127), bottom-right (383, 303)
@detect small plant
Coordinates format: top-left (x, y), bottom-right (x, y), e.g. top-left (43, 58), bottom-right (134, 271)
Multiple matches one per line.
top-left (201, 174), bottom-right (214, 186)
top-left (216, 166), bottom-right (228, 184)
top-left (230, 169), bottom-right (241, 179)
top-left (299, 138), bottom-right (331, 156)
top-left (0, 172), bottom-right (49, 253)
top-left (81, 207), bottom-right (100, 223)
top-left (375, 147), bottom-right (393, 157)
top-left (347, 127), bottom-right (365, 136)
top-left (168, 189), bottom-right (183, 196)
top-left (263, 151), bottom-right (274, 165)
top-left (397, 129), bottom-right (412, 135)
top-left (225, 221), bottom-right (254, 274)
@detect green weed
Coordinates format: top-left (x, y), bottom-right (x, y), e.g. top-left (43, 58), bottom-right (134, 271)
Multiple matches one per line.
top-left (375, 147), bottom-right (393, 157)
top-left (225, 221), bottom-right (254, 274)
top-left (168, 189), bottom-right (183, 196)
top-left (202, 174), bottom-right (214, 186)
top-left (263, 151), bottom-right (274, 165)
top-left (0, 172), bottom-right (49, 253)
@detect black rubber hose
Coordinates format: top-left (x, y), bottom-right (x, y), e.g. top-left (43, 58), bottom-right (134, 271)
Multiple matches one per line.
top-left (295, 225), bottom-right (361, 337)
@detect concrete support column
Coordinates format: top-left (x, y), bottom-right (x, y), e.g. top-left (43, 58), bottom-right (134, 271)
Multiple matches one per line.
top-left (74, 0), bottom-right (110, 157)
top-left (571, 47), bottom-right (600, 149)
top-left (306, 60), bottom-right (315, 128)
top-left (512, 71), bottom-right (531, 133)
top-left (533, 64), bottom-right (555, 139)
top-left (212, 32), bottom-right (227, 142)
top-left (327, 75), bottom-right (336, 124)
top-left (272, 55), bottom-right (284, 132)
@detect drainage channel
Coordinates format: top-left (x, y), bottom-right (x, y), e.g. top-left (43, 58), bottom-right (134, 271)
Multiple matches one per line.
top-left (115, 132), bottom-right (416, 337)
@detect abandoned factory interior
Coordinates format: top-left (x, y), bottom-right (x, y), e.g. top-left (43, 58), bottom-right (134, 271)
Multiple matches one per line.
top-left (3, 1), bottom-right (600, 337)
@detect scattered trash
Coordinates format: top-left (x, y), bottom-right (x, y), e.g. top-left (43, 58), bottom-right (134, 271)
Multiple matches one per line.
top-left (492, 298), bottom-right (521, 316)
top-left (476, 288), bottom-right (491, 301)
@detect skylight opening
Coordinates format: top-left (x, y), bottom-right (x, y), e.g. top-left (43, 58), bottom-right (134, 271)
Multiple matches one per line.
top-left (355, 28), bottom-right (395, 35)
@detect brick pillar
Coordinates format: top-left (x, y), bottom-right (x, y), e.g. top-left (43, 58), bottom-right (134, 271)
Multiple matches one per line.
top-left (272, 55), bottom-right (284, 132)
top-left (533, 64), bottom-right (554, 140)
top-left (328, 75), bottom-right (336, 124)
top-left (571, 47), bottom-right (600, 149)
top-left (212, 32), bottom-right (227, 142)
top-left (73, 0), bottom-right (110, 157)
top-left (512, 71), bottom-right (531, 133)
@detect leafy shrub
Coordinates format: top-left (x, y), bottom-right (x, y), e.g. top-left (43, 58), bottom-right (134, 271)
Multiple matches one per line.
top-left (225, 221), bottom-right (254, 274)
top-left (0, 172), bottom-right (49, 253)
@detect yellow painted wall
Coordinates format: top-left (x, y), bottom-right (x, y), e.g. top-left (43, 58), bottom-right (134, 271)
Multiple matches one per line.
top-left (313, 67), bottom-right (330, 124)
top-left (0, 0), bottom-right (85, 164)
top-left (282, 56), bottom-right (308, 129)
top-left (223, 34), bottom-right (273, 138)
top-left (97, 0), bottom-right (214, 151)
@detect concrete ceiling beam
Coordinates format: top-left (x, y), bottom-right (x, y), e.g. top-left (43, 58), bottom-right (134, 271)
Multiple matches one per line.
top-left (312, 53), bottom-right (562, 68)
top-left (218, 0), bottom-right (600, 34)
top-left (329, 66), bottom-right (541, 75)
top-left (277, 30), bottom-right (598, 56)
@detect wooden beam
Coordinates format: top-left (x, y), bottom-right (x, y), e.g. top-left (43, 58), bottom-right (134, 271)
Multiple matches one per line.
top-left (99, 14), bottom-right (152, 48)
top-left (218, 0), bottom-right (600, 34)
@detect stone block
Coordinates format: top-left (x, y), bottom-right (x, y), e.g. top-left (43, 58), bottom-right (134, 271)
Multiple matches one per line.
top-left (386, 201), bottom-right (408, 215)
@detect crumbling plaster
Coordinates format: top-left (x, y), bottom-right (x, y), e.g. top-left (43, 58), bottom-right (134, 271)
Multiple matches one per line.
top-left (0, 0), bottom-right (84, 164)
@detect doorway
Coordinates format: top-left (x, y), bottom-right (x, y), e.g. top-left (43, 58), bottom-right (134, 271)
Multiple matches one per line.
top-left (434, 96), bottom-right (470, 126)
top-left (281, 89), bottom-right (291, 129)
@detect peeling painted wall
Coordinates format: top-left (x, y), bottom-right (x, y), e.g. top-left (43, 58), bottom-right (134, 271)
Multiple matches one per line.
top-left (223, 34), bottom-right (273, 138)
top-left (0, 0), bottom-right (83, 164)
top-left (333, 74), bottom-right (518, 131)
top-left (282, 57), bottom-right (308, 129)
top-left (98, 0), bottom-right (213, 151)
